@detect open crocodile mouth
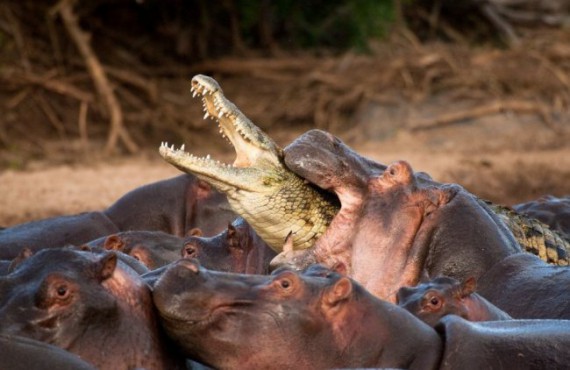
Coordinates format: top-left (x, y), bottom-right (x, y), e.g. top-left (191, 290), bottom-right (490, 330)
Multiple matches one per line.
top-left (159, 74), bottom-right (281, 176)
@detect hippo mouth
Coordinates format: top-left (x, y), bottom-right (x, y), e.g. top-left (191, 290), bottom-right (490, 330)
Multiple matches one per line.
top-left (158, 300), bottom-right (255, 329)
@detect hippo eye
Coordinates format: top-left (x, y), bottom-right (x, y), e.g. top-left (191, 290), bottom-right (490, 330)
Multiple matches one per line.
top-left (280, 279), bottom-right (291, 289)
top-left (184, 246), bottom-right (197, 258)
top-left (430, 297), bottom-right (439, 305)
top-left (56, 285), bottom-right (68, 298)
top-left (389, 167), bottom-right (396, 176)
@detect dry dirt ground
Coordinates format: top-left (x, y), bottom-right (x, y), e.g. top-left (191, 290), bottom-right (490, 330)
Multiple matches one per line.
top-left (1, 105), bottom-right (568, 228)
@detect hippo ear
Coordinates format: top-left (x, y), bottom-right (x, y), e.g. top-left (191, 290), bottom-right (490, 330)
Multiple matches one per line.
top-left (331, 262), bottom-right (347, 276)
top-left (282, 231), bottom-right (294, 253)
top-left (129, 246), bottom-right (153, 270)
top-left (396, 286), bottom-right (414, 304)
top-left (187, 228), bottom-right (203, 237)
top-left (96, 252), bottom-right (118, 281)
top-left (104, 235), bottom-right (125, 251)
top-left (460, 277), bottom-right (477, 297)
top-left (325, 277), bottom-right (353, 307)
top-left (8, 247), bottom-right (34, 273)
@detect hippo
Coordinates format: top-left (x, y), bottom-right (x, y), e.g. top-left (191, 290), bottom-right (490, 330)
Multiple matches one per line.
top-left (436, 315), bottom-right (570, 369)
top-left (182, 217), bottom-right (277, 274)
top-left (397, 276), bottom-right (512, 326)
top-left (0, 248), bottom-right (185, 370)
top-left (513, 195), bottom-right (570, 242)
top-left (274, 130), bottom-right (570, 319)
top-left (0, 211), bottom-right (119, 259)
top-left (152, 259), bottom-right (442, 370)
top-left (86, 230), bottom-right (187, 270)
top-left (104, 174), bottom-right (236, 237)
top-left (0, 334), bottom-right (96, 370)
top-left (277, 131), bottom-right (520, 301)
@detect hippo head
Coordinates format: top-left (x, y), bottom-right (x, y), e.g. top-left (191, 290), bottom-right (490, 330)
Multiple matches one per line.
top-left (397, 276), bottom-right (476, 327)
top-left (152, 259), bottom-right (367, 369)
top-left (0, 249), bottom-right (119, 346)
top-left (182, 217), bottom-right (276, 274)
top-left (350, 159), bottom-right (518, 301)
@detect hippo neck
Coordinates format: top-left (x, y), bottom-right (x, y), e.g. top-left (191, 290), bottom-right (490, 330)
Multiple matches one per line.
top-left (424, 191), bottom-right (520, 282)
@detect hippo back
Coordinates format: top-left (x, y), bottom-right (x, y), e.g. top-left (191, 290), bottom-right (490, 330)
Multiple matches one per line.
top-left (477, 253), bottom-right (570, 319)
top-left (437, 315), bottom-right (570, 370)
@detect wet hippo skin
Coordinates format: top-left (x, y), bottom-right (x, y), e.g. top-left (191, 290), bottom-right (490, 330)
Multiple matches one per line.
top-left (397, 276), bottom-right (512, 326)
top-left (0, 248), bottom-right (185, 370)
top-left (152, 260), bottom-right (442, 370)
top-left (104, 174), bottom-right (236, 237)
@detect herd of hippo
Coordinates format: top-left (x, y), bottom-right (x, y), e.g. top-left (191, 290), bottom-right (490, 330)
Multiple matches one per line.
top-left (1, 75), bottom-right (570, 370)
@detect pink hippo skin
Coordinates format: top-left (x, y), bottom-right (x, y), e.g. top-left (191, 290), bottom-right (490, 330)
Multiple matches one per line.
top-left (151, 260), bottom-right (443, 370)
top-left (0, 248), bottom-right (185, 370)
top-left (397, 276), bottom-right (512, 327)
top-left (278, 130), bottom-right (570, 319)
top-left (104, 174), bottom-right (236, 237)
top-left (279, 130), bottom-right (520, 303)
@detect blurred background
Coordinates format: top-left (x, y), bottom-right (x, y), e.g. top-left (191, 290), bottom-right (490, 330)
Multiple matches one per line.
top-left (0, 0), bottom-right (568, 225)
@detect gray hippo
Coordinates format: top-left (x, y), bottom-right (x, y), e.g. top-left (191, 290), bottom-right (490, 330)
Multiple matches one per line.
top-left (104, 174), bottom-right (236, 237)
top-left (152, 260), bottom-right (570, 370)
top-left (152, 259), bottom-right (442, 370)
top-left (273, 130), bottom-right (570, 319)
top-left (182, 217), bottom-right (276, 274)
top-left (0, 248), bottom-right (185, 370)
top-left (397, 276), bottom-right (512, 326)
top-left (0, 212), bottom-right (118, 259)
top-left (85, 230), bottom-right (187, 270)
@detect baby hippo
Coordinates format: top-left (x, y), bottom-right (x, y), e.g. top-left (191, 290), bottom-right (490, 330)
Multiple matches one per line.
top-left (397, 276), bottom-right (511, 326)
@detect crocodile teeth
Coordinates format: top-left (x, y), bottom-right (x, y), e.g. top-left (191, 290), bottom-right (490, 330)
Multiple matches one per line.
top-left (204, 112), bottom-right (209, 120)
top-left (180, 144), bottom-right (185, 151)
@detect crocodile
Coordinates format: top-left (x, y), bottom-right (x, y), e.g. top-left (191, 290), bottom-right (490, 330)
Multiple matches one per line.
top-left (159, 75), bottom-right (338, 252)
top-left (159, 75), bottom-right (570, 265)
